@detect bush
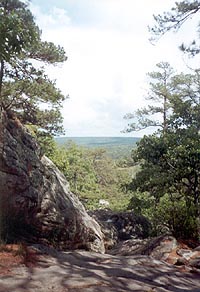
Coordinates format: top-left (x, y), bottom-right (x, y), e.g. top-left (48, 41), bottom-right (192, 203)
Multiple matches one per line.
top-left (128, 192), bottom-right (199, 240)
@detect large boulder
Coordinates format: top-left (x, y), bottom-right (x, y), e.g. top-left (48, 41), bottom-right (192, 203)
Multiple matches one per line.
top-left (88, 209), bottom-right (118, 250)
top-left (0, 111), bottom-right (105, 253)
top-left (89, 209), bottom-right (151, 250)
top-left (109, 234), bottom-right (178, 259)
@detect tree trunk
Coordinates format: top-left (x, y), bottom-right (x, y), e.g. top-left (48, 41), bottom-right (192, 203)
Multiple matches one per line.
top-left (163, 94), bottom-right (167, 133)
top-left (0, 60), bottom-right (4, 113)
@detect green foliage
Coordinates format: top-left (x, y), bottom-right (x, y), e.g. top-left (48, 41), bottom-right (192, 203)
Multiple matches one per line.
top-left (126, 67), bottom-right (200, 240)
top-left (88, 148), bottom-right (133, 210)
top-left (0, 0), bottom-right (67, 135)
top-left (26, 124), bottom-right (57, 157)
top-left (150, 1), bottom-right (200, 38)
top-left (50, 142), bottom-right (133, 211)
top-left (124, 62), bottom-right (175, 133)
top-left (0, 0), bottom-right (40, 62)
top-left (51, 142), bottom-right (100, 205)
top-left (150, 0), bottom-right (200, 55)
top-left (128, 192), bottom-right (199, 239)
top-left (128, 128), bottom-right (200, 239)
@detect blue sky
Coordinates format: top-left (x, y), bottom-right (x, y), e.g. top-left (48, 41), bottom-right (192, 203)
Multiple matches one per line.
top-left (29, 0), bottom-right (199, 137)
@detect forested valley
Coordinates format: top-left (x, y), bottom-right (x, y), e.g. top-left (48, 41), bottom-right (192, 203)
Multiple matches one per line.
top-left (48, 57), bottom-right (200, 241)
top-left (0, 1), bottom-right (200, 290)
top-left (0, 0), bottom-right (200, 243)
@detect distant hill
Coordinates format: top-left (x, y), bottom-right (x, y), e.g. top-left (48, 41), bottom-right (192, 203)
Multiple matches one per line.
top-left (55, 137), bottom-right (140, 159)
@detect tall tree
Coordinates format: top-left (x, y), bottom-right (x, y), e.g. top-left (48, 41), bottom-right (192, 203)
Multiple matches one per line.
top-left (0, 0), bottom-right (67, 135)
top-left (127, 70), bottom-right (200, 239)
top-left (125, 0), bottom-right (200, 239)
top-left (124, 62), bottom-right (174, 133)
top-left (170, 70), bottom-right (200, 132)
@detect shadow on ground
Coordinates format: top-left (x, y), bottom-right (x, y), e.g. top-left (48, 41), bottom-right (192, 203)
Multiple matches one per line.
top-left (0, 248), bottom-right (200, 292)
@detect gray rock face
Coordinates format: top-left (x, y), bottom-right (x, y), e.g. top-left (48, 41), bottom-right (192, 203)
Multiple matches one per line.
top-left (89, 209), bottom-right (151, 250)
top-left (0, 111), bottom-right (105, 253)
top-left (109, 234), bottom-right (178, 259)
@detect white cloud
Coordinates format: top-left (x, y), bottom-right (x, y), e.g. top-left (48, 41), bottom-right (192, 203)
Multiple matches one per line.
top-left (30, 4), bottom-right (71, 28)
top-left (30, 0), bottom-right (200, 136)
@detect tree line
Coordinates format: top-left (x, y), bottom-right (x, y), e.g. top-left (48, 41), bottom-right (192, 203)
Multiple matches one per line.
top-left (125, 1), bottom-right (200, 240)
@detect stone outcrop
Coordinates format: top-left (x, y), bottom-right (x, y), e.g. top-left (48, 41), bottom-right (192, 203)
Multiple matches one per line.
top-left (109, 233), bottom-right (200, 273)
top-left (0, 111), bottom-right (104, 253)
top-left (89, 209), bottom-right (151, 250)
top-left (109, 234), bottom-right (178, 258)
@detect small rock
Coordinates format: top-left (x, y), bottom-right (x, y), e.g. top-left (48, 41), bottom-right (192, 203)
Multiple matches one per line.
top-left (175, 257), bottom-right (188, 266)
top-left (176, 249), bottom-right (193, 260)
top-left (194, 246), bottom-right (200, 251)
top-left (189, 258), bottom-right (200, 269)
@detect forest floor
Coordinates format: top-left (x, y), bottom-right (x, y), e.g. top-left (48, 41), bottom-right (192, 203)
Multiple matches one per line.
top-left (0, 244), bottom-right (39, 276)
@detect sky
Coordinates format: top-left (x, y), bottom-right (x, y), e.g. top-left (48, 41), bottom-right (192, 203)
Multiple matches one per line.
top-left (29, 0), bottom-right (200, 137)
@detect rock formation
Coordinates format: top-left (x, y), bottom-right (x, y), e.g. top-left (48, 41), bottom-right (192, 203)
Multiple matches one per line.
top-left (89, 209), bottom-right (151, 250)
top-left (0, 111), bottom-right (105, 253)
